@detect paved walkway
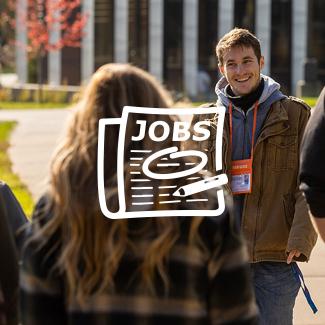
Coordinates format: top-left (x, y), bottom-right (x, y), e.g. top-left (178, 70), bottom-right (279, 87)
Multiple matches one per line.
top-left (0, 109), bottom-right (71, 199)
top-left (0, 108), bottom-right (324, 324)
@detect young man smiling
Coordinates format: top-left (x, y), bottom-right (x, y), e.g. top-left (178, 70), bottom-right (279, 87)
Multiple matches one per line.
top-left (204, 28), bottom-right (317, 324)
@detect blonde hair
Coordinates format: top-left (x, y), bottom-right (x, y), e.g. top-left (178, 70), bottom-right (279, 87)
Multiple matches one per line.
top-left (31, 64), bottom-right (205, 304)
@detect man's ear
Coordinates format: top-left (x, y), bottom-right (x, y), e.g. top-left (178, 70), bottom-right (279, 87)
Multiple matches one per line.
top-left (259, 56), bottom-right (265, 70)
top-left (218, 64), bottom-right (225, 76)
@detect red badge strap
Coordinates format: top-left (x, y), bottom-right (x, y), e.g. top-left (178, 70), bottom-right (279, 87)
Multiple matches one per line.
top-left (229, 101), bottom-right (259, 160)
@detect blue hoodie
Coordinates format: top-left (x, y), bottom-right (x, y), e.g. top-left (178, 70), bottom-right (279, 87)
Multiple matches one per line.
top-left (215, 74), bottom-right (287, 224)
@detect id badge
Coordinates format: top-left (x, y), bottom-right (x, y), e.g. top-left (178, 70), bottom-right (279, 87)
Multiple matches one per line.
top-left (230, 159), bottom-right (253, 194)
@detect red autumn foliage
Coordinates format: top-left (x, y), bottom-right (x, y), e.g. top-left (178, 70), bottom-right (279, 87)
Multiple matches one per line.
top-left (7, 0), bottom-right (87, 56)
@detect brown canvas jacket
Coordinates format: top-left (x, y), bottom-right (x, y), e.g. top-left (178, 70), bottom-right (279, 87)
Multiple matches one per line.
top-left (198, 97), bottom-right (317, 263)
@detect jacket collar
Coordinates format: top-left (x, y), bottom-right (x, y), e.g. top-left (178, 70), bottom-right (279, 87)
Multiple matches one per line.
top-left (220, 99), bottom-right (289, 167)
top-left (256, 99), bottom-right (290, 146)
top-left (221, 100), bottom-right (290, 143)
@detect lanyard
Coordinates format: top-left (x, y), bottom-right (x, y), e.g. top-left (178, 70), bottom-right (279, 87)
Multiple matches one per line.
top-left (291, 263), bottom-right (318, 314)
top-left (229, 101), bottom-right (259, 160)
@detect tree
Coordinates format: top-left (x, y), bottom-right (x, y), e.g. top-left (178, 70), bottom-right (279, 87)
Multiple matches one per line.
top-left (5, 0), bottom-right (87, 100)
top-left (0, 2), bottom-right (15, 84)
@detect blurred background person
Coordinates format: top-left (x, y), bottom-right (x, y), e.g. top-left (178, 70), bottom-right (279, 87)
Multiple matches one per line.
top-left (20, 63), bottom-right (258, 325)
top-left (197, 66), bottom-right (211, 101)
top-left (300, 86), bottom-right (325, 242)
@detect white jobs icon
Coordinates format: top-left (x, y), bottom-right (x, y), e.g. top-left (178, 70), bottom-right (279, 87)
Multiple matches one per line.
top-left (97, 106), bottom-right (227, 219)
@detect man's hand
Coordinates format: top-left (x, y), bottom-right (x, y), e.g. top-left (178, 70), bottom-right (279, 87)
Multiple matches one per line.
top-left (287, 250), bottom-right (301, 264)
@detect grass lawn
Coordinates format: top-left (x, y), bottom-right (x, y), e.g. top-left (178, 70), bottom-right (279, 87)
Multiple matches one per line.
top-left (0, 121), bottom-right (34, 217)
top-left (0, 101), bottom-right (71, 109)
top-left (303, 97), bottom-right (317, 107)
top-left (0, 95), bottom-right (318, 110)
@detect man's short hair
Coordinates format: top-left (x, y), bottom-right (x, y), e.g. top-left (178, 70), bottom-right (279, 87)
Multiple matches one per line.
top-left (216, 28), bottom-right (262, 66)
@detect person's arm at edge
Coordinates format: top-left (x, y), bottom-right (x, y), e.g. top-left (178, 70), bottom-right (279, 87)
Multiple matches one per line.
top-left (0, 186), bottom-right (20, 325)
top-left (287, 99), bottom-right (317, 262)
top-left (300, 87), bottom-right (325, 242)
top-left (20, 198), bottom-right (67, 325)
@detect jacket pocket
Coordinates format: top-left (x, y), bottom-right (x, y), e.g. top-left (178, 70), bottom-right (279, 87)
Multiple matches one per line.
top-left (266, 135), bottom-right (297, 171)
top-left (283, 193), bottom-right (295, 228)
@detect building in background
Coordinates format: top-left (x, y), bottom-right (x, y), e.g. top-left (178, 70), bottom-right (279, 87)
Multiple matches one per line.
top-left (15, 0), bottom-right (325, 98)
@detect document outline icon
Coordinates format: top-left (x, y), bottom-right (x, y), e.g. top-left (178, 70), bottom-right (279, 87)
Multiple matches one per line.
top-left (97, 106), bottom-right (227, 219)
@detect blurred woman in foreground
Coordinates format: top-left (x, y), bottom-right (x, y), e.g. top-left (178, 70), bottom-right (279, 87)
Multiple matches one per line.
top-left (20, 63), bottom-right (258, 325)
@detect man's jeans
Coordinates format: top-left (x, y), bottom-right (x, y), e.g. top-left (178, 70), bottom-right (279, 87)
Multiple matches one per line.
top-left (251, 262), bottom-right (300, 325)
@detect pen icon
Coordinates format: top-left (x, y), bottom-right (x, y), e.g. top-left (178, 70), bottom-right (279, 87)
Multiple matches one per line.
top-left (172, 174), bottom-right (228, 197)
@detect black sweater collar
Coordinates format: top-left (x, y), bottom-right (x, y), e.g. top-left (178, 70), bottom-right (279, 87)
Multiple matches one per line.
top-left (225, 78), bottom-right (265, 112)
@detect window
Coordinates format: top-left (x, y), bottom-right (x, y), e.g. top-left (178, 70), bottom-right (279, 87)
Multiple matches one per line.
top-left (94, 0), bottom-right (114, 69)
top-left (163, 0), bottom-right (183, 93)
top-left (308, 0), bottom-right (325, 84)
top-left (61, 5), bottom-right (82, 85)
top-left (271, 0), bottom-right (292, 94)
top-left (234, 0), bottom-right (255, 32)
top-left (198, 0), bottom-right (219, 91)
top-left (128, 0), bottom-right (148, 70)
